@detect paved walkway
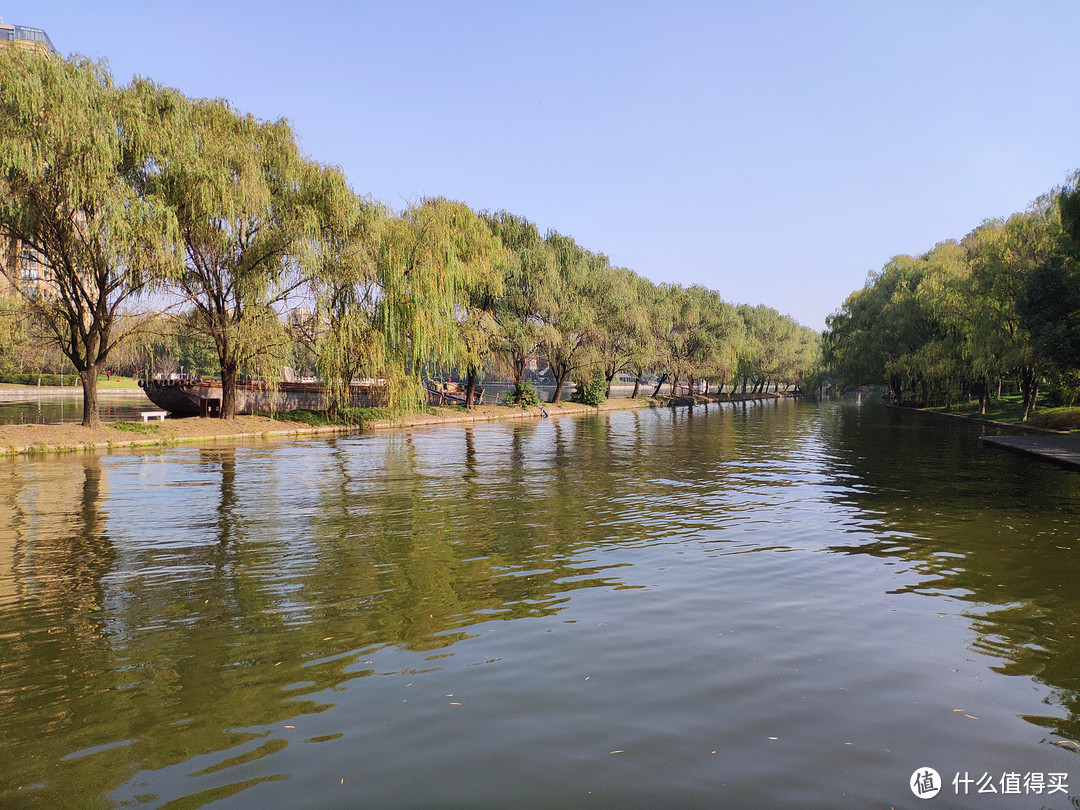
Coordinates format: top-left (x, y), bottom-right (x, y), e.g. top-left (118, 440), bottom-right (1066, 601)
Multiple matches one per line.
top-left (980, 434), bottom-right (1080, 469)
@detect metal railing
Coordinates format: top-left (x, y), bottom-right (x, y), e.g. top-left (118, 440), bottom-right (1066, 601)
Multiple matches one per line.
top-left (1, 25), bottom-right (57, 54)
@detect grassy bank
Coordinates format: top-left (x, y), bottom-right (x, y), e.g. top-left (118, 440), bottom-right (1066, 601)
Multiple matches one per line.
top-left (922, 395), bottom-right (1080, 433)
top-left (0, 374), bottom-right (142, 389)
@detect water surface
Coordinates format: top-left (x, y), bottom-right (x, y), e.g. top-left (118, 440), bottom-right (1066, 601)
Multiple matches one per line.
top-left (0, 388), bottom-right (155, 424)
top-left (1, 399), bottom-right (1079, 808)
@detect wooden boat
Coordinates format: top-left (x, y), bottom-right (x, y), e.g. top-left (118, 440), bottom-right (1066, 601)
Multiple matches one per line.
top-left (425, 380), bottom-right (483, 407)
top-left (139, 378), bottom-right (386, 417)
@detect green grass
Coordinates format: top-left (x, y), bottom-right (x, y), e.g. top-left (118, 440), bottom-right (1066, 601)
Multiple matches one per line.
top-left (108, 421), bottom-right (162, 434)
top-left (1028, 406), bottom-right (1080, 431)
top-left (925, 395), bottom-right (1080, 430)
top-left (96, 376), bottom-right (142, 389)
top-left (0, 373), bottom-right (141, 388)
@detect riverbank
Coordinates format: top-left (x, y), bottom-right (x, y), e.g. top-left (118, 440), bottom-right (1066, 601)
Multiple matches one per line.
top-left (0, 392), bottom-right (782, 457)
top-left (979, 434), bottom-right (1080, 470)
top-left (899, 401), bottom-right (1080, 470)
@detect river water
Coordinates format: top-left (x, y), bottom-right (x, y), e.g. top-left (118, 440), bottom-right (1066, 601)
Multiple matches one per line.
top-left (0, 388), bottom-right (155, 424)
top-left (1, 399), bottom-right (1079, 808)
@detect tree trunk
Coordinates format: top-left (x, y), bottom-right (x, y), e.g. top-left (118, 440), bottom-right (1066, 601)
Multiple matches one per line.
top-left (632, 371), bottom-right (642, 399)
top-left (890, 375), bottom-right (903, 402)
top-left (605, 368), bottom-right (617, 398)
top-left (976, 376), bottom-right (988, 415)
top-left (220, 361), bottom-right (239, 419)
top-left (464, 367), bottom-right (478, 410)
top-left (80, 367), bottom-right (100, 429)
top-left (551, 370), bottom-right (569, 404)
top-left (510, 352), bottom-right (527, 403)
top-left (651, 374), bottom-right (668, 397)
top-left (669, 376), bottom-right (678, 396)
top-left (1019, 366), bottom-right (1036, 422)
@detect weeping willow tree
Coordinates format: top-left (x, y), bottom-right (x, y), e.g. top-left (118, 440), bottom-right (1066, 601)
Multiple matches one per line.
top-left (539, 231), bottom-right (600, 404)
top-left (369, 197), bottom-right (504, 411)
top-left (454, 223), bottom-right (506, 409)
top-left (482, 211), bottom-right (554, 403)
top-left (308, 184), bottom-right (386, 417)
top-left (0, 49), bottom-right (180, 427)
top-left (141, 82), bottom-right (343, 418)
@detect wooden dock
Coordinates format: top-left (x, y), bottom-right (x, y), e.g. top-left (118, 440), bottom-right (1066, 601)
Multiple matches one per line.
top-left (980, 434), bottom-right (1080, 470)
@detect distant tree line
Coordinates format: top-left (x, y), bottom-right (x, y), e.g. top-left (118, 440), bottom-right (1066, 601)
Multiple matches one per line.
top-left (825, 175), bottom-right (1080, 420)
top-left (0, 48), bottom-right (819, 427)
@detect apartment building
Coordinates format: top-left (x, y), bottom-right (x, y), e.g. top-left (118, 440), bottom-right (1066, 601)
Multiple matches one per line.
top-left (0, 18), bottom-right (57, 298)
top-left (0, 17), bottom-right (56, 56)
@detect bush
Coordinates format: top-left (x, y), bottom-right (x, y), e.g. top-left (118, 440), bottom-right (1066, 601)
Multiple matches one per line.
top-left (951, 400), bottom-right (981, 413)
top-left (257, 406), bottom-right (390, 426)
top-left (0, 373), bottom-right (67, 386)
top-left (1027, 407), bottom-right (1080, 431)
top-left (511, 382), bottom-right (541, 408)
top-left (571, 369), bottom-right (608, 407)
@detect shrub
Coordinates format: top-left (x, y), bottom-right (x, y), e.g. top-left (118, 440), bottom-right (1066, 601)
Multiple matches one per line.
top-left (0, 373), bottom-right (66, 386)
top-left (512, 382), bottom-right (541, 408)
top-left (571, 369), bottom-right (607, 407)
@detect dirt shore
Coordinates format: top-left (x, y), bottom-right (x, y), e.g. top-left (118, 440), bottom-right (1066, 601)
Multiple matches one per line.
top-left (0, 392), bottom-right (780, 457)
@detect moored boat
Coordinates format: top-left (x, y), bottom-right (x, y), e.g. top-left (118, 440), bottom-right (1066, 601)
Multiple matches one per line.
top-left (139, 378), bottom-right (386, 417)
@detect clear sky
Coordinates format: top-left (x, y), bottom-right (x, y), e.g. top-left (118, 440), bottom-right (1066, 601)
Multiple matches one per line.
top-left (6, 1), bottom-right (1078, 329)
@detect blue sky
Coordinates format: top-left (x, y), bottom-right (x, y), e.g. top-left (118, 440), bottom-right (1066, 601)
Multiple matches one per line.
top-left (7, 1), bottom-right (1079, 329)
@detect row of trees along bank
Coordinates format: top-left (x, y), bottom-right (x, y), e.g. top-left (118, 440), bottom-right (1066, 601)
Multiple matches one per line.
top-left (825, 173), bottom-right (1080, 421)
top-left (0, 48), bottom-right (820, 428)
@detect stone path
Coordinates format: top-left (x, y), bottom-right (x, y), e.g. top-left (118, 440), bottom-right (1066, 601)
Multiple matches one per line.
top-left (980, 434), bottom-right (1080, 469)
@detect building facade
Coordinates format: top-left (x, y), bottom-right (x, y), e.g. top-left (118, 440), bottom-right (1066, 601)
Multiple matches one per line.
top-left (0, 18), bottom-right (56, 56)
top-left (0, 18), bottom-right (58, 298)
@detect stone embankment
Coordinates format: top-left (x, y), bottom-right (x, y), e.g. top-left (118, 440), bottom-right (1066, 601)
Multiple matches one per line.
top-left (979, 434), bottom-right (1080, 470)
top-left (901, 402), bottom-right (1080, 470)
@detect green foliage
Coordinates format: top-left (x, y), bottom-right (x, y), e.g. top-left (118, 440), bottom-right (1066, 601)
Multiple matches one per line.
top-left (0, 47), bottom-right (825, 417)
top-left (0, 373), bottom-right (66, 386)
top-left (572, 368), bottom-right (608, 406)
top-left (1018, 186), bottom-right (1080, 373)
top-left (141, 84), bottom-right (328, 417)
top-left (0, 49), bottom-right (182, 427)
top-left (825, 176), bottom-right (1080, 419)
top-left (260, 406), bottom-right (391, 427)
top-left (511, 381), bottom-right (541, 407)
top-left (482, 211), bottom-right (553, 393)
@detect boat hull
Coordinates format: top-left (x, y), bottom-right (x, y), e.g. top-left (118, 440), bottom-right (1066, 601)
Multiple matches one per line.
top-left (138, 380), bottom-right (385, 417)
